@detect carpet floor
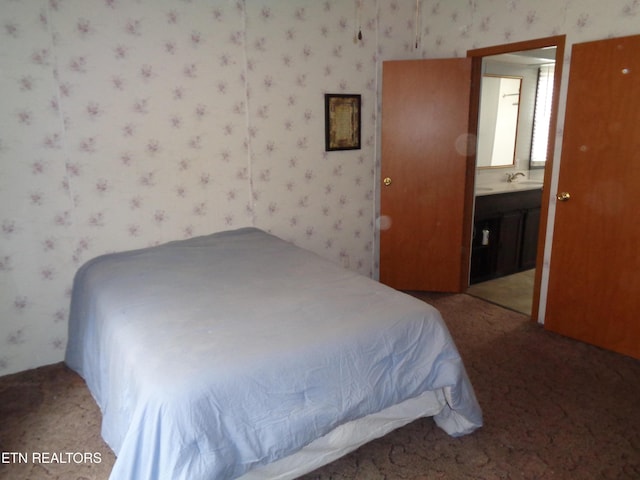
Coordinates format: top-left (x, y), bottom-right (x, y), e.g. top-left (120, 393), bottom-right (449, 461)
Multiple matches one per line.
top-left (1, 293), bottom-right (638, 480)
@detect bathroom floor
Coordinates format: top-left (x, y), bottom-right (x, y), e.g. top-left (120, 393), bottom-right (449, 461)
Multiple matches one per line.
top-left (466, 269), bottom-right (535, 315)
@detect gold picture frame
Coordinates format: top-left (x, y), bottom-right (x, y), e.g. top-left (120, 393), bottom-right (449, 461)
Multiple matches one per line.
top-left (325, 94), bottom-right (361, 151)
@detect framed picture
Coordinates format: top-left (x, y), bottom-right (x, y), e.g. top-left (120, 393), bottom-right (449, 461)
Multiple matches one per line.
top-left (325, 94), bottom-right (361, 151)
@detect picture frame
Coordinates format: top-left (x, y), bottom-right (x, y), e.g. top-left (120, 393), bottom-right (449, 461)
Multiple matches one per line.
top-left (325, 94), bottom-right (361, 151)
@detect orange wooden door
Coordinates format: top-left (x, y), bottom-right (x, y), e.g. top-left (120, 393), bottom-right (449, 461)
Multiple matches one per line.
top-left (380, 59), bottom-right (473, 292)
top-left (545, 34), bottom-right (640, 359)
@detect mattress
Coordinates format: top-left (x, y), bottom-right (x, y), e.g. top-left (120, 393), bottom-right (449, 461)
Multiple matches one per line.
top-left (65, 227), bottom-right (482, 479)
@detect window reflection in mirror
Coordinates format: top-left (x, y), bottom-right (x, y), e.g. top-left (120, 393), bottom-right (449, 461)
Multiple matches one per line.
top-left (530, 64), bottom-right (555, 169)
top-left (476, 47), bottom-right (557, 171)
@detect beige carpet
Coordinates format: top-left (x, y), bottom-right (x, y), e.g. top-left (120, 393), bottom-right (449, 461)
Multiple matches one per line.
top-left (466, 269), bottom-right (535, 315)
top-left (1, 293), bottom-right (638, 479)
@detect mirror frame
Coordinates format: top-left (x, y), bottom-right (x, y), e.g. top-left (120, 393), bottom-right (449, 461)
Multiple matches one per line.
top-left (466, 35), bottom-right (566, 322)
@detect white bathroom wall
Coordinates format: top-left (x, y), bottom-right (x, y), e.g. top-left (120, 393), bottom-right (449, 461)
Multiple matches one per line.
top-left (1, 0), bottom-right (638, 375)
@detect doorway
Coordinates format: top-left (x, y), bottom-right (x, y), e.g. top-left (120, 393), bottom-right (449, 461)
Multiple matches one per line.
top-left (466, 36), bottom-right (565, 320)
top-left (378, 35), bottom-right (565, 303)
top-left (467, 47), bottom-right (556, 315)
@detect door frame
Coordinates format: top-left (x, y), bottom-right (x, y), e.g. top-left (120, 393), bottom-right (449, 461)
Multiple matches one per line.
top-left (466, 35), bottom-right (566, 320)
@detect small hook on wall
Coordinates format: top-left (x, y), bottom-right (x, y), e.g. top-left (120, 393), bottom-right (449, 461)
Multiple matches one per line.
top-left (415, 0), bottom-right (422, 49)
top-left (354, 0), bottom-right (363, 43)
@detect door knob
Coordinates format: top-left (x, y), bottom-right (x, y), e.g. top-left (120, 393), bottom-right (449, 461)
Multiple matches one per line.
top-left (557, 192), bottom-right (571, 202)
top-left (383, 177), bottom-right (392, 186)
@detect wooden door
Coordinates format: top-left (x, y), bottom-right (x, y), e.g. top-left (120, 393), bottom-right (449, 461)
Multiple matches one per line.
top-left (544, 34), bottom-right (640, 359)
top-left (380, 58), bottom-right (473, 292)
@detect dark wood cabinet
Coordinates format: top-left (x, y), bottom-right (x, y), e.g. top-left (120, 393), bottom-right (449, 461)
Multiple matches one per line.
top-left (520, 206), bottom-right (540, 270)
top-left (470, 188), bottom-right (542, 284)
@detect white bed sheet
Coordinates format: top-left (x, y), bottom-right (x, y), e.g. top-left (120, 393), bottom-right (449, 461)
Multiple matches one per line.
top-left (65, 228), bottom-right (482, 480)
top-left (239, 389), bottom-right (446, 479)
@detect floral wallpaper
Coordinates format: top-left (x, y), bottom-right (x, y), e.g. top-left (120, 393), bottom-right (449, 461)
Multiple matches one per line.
top-left (1, 0), bottom-right (638, 375)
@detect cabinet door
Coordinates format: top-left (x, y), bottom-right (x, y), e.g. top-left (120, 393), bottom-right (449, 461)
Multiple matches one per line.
top-left (520, 207), bottom-right (540, 270)
top-left (470, 217), bottom-right (500, 283)
top-left (496, 211), bottom-right (522, 276)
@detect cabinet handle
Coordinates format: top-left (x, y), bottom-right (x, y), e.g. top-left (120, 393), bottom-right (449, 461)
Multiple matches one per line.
top-left (557, 192), bottom-right (571, 202)
top-left (383, 177), bottom-right (392, 186)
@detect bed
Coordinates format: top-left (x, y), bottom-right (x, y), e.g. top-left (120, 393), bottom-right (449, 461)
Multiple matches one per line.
top-left (65, 227), bottom-right (482, 480)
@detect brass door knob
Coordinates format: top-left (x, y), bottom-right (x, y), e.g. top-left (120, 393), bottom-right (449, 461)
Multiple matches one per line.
top-left (383, 177), bottom-right (392, 186)
top-left (557, 192), bottom-right (571, 201)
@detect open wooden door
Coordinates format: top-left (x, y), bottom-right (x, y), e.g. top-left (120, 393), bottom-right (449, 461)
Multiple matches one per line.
top-left (544, 35), bottom-right (640, 359)
top-left (380, 58), bottom-right (473, 292)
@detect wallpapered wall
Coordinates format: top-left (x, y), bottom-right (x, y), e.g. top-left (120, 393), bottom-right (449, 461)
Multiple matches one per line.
top-left (1, 0), bottom-right (638, 375)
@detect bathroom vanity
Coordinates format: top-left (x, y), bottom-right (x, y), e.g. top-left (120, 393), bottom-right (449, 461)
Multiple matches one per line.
top-left (470, 185), bottom-right (542, 284)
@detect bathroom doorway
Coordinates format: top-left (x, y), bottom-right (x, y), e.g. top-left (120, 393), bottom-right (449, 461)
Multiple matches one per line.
top-left (466, 36), bottom-right (565, 318)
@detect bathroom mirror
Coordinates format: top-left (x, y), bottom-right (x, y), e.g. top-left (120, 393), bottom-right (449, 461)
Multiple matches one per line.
top-left (476, 75), bottom-right (522, 168)
top-left (476, 47), bottom-right (557, 170)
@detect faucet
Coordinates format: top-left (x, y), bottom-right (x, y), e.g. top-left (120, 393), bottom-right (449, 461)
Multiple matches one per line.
top-left (506, 172), bottom-right (525, 183)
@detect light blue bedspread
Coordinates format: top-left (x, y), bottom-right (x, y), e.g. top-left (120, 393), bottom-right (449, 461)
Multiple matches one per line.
top-left (65, 228), bottom-right (482, 479)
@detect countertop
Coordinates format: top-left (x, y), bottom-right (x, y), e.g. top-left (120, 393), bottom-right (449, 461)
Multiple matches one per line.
top-left (475, 180), bottom-right (543, 196)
